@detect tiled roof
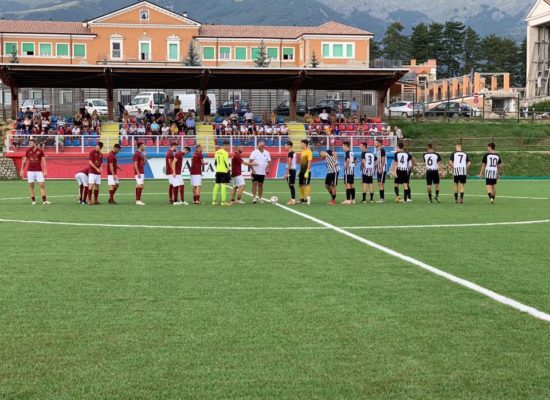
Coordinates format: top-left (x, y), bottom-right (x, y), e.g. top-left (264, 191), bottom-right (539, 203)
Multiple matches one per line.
top-left (0, 20), bottom-right (92, 35)
top-left (198, 21), bottom-right (372, 39)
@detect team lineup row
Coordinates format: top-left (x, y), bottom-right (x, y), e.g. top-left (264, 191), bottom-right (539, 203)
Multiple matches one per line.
top-left (19, 138), bottom-right (502, 206)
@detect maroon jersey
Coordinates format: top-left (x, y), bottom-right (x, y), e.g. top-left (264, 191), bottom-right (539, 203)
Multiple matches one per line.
top-left (133, 151), bottom-right (145, 174)
top-left (77, 166), bottom-right (89, 175)
top-left (190, 151), bottom-right (203, 175)
top-left (232, 152), bottom-right (243, 177)
top-left (25, 148), bottom-right (45, 172)
top-left (174, 151), bottom-right (184, 175)
top-left (165, 150), bottom-right (175, 175)
top-left (89, 149), bottom-right (102, 174)
top-left (107, 151), bottom-right (118, 175)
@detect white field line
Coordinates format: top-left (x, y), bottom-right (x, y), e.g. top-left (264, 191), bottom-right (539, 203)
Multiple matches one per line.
top-left (244, 192), bottom-right (550, 322)
top-left (342, 219), bottom-right (550, 230)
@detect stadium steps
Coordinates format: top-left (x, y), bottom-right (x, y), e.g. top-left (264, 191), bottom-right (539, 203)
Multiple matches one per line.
top-left (0, 154), bottom-right (18, 180)
top-left (195, 124), bottom-right (213, 147)
top-left (100, 122), bottom-right (121, 147)
top-left (287, 122), bottom-right (306, 143)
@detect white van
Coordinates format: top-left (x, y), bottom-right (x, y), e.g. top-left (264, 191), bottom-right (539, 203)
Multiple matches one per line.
top-left (171, 92), bottom-right (217, 115)
top-left (125, 91), bottom-right (167, 114)
top-left (84, 99), bottom-right (108, 116)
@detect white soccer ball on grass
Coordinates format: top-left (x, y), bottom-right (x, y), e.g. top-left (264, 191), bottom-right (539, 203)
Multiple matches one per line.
top-left (270, 196), bottom-right (279, 204)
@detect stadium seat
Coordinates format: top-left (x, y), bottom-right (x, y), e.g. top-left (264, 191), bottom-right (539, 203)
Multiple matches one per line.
top-left (146, 139), bottom-right (154, 146)
top-left (276, 116), bottom-right (285, 124)
top-left (347, 124), bottom-right (355, 132)
top-left (73, 139), bottom-right (81, 146)
top-left (161, 138), bottom-right (169, 146)
top-left (89, 139), bottom-right (97, 147)
top-left (367, 139), bottom-right (374, 147)
top-left (214, 116), bottom-right (223, 124)
top-left (64, 138), bottom-right (72, 146)
top-left (121, 138), bottom-right (129, 146)
top-left (382, 139), bottom-right (390, 146)
top-left (255, 116), bottom-right (262, 124)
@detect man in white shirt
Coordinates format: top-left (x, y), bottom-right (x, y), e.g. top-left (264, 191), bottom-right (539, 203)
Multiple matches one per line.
top-left (319, 109), bottom-right (329, 124)
top-left (244, 111), bottom-right (254, 124)
top-left (249, 142), bottom-right (271, 204)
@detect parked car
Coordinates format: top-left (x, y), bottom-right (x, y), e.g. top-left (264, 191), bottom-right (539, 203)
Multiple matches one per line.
top-left (218, 100), bottom-right (251, 117)
top-left (125, 91), bottom-right (167, 114)
top-left (384, 101), bottom-right (424, 118)
top-left (309, 99), bottom-right (350, 115)
top-left (275, 100), bottom-right (307, 116)
top-left (424, 102), bottom-right (474, 118)
top-left (21, 99), bottom-right (50, 111)
top-left (84, 98), bottom-right (108, 116)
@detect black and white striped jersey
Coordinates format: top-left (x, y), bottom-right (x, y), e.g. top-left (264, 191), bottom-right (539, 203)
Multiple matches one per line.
top-left (449, 151), bottom-right (470, 176)
top-left (394, 151), bottom-right (413, 172)
top-left (287, 151), bottom-right (297, 170)
top-left (345, 150), bottom-right (356, 175)
top-left (361, 151), bottom-right (376, 176)
top-left (325, 154), bottom-right (340, 173)
top-left (375, 147), bottom-right (386, 172)
top-left (482, 153), bottom-right (502, 179)
top-left (423, 152), bottom-right (441, 171)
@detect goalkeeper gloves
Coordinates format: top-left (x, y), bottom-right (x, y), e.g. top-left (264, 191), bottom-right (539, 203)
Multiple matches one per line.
top-left (304, 170), bottom-right (310, 178)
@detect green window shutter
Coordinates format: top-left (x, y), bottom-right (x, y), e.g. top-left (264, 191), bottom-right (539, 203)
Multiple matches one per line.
top-left (219, 46), bottom-right (230, 58)
top-left (283, 48), bottom-right (294, 59)
top-left (73, 44), bottom-right (86, 58)
top-left (346, 44), bottom-right (353, 58)
top-left (333, 44), bottom-right (343, 57)
top-left (202, 47), bottom-right (214, 60)
top-left (322, 44), bottom-right (330, 57)
top-left (169, 43), bottom-right (178, 60)
top-left (267, 48), bottom-right (278, 59)
top-left (5, 43), bottom-right (17, 55)
top-left (235, 47), bottom-right (246, 60)
top-left (56, 44), bottom-right (69, 56)
top-left (22, 43), bottom-right (35, 54)
top-left (39, 43), bottom-right (52, 56)
top-left (252, 48), bottom-right (261, 59)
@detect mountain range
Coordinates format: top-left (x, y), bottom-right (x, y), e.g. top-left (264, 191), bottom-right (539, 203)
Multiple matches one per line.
top-left (0, 0), bottom-right (534, 41)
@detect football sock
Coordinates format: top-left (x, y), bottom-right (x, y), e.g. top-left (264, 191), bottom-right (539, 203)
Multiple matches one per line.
top-left (454, 192), bottom-right (458, 201)
top-left (79, 184), bottom-right (84, 200)
top-left (83, 187), bottom-right (88, 201)
top-left (290, 186), bottom-right (296, 200)
top-left (41, 196), bottom-right (47, 202)
top-left (305, 186), bottom-right (311, 198)
top-left (370, 193), bottom-right (374, 201)
top-left (88, 187), bottom-right (93, 202)
top-left (94, 189), bottom-right (99, 202)
top-left (351, 188), bottom-right (356, 200)
top-left (346, 189), bottom-right (351, 200)
top-left (109, 189), bottom-right (114, 201)
top-left (331, 193), bottom-right (336, 200)
top-left (136, 187), bottom-right (142, 201)
top-left (169, 184), bottom-right (173, 202)
top-left (299, 186), bottom-right (305, 200)
top-left (179, 186), bottom-right (184, 202)
top-left (380, 190), bottom-right (385, 200)
top-left (213, 183), bottom-right (220, 201)
top-left (428, 192), bottom-right (433, 201)
top-left (362, 192), bottom-right (367, 201)
top-left (394, 187), bottom-right (399, 196)
top-left (488, 193), bottom-right (492, 200)
top-left (172, 186), bottom-right (178, 202)
top-left (405, 189), bottom-right (410, 200)
top-left (460, 192), bottom-right (464, 200)
top-left (221, 184), bottom-right (227, 203)
top-left (31, 196), bottom-right (36, 202)
top-left (436, 190), bottom-right (440, 198)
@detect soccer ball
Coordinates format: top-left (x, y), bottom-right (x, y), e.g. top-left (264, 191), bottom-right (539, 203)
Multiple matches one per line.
top-left (270, 196), bottom-right (279, 204)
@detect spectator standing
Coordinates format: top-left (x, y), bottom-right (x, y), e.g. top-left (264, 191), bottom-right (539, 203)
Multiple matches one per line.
top-left (244, 110), bottom-right (254, 124)
top-left (395, 126), bottom-right (403, 139)
top-left (173, 96), bottom-right (182, 114)
top-left (350, 97), bottom-right (359, 116)
top-left (319, 109), bottom-right (329, 124)
top-left (203, 95), bottom-right (212, 124)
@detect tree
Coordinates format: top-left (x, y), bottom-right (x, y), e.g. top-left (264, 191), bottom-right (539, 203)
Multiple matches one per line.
top-left (410, 23), bottom-right (431, 63)
top-left (427, 23), bottom-right (445, 75)
top-left (462, 27), bottom-right (481, 76)
top-left (440, 21), bottom-right (466, 78)
top-left (254, 39), bottom-right (271, 67)
top-left (369, 39), bottom-right (383, 61)
top-left (479, 35), bottom-right (518, 74)
top-left (310, 50), bottom-right (320, 68)
top-left (515, 37), bottom-right (527, 87)
top-left (381, 22), bottom-right (410, 62)
top-left (184, 40), bottom-right (201, 66)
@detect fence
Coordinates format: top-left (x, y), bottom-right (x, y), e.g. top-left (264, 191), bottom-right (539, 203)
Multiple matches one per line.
top-left (401, 136), bottom-right (550, 153)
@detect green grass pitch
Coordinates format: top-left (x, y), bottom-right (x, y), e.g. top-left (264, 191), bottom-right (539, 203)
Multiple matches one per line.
top-left (0, 178), bottom-right (549, 399)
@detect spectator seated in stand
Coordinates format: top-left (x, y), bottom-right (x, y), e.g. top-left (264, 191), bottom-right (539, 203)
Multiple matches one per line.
top-left (185, 114), bottom-right (196, 134)
top-left (244, 111), bottom-right (254, 124)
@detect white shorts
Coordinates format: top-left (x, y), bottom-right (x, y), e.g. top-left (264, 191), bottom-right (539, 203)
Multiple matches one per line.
top-left (233, 175), bottom-right (245, 187)
top-left (135, 174), bottom-right (144, 186)
top-left (27, 171), bottom-right (44, 183)
top-left (75, 172), bottom-right (88, 186)
top-left (172, 175), bottom-right (183, 187)
top-left (88, 173), bottom-right (101, 185)
top-left (191, 175), bottom-right (202, 187)
top-left (108, 175), bottom-right (119, 186)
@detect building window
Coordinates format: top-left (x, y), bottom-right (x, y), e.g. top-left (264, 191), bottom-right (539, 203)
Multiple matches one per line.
top-left (30, 90), bottom-right (43, 100)
top-left (56, 43), bottom-right (69, 57)
top-left (4, 42), bottom-right (17, 56)
top-left (73, 44), bottom-right (86, 58)
top-left (282, 48), bottom-right (294, 60)
top-left (140, 9), bottom-right (149, 21)
top-left (251, 47), bottom-right (261, 60)
top-left (202, 46), bottom-right (215, 60)
top-left (38, 43), bottom-right (52, 57)
top-left (168, 42), bottom-right (179, 61)
top-left (235, 47), bottom-right (247, 60)
top-left (111, 40), bottom-right (123, 60)
top-left (267, 48), bottom-right (278, 60)
top-left (139, 41), bottom-right (151, 61)
top-left (61, 91), bottom-right (73, 105)
top-left (219, 47), bottom-right (231, 60)
top-left (362, 92), bottom-right (374, 106)
top-left (321, 43), bottom-right (355, 59)
top-left (22, 43), bottom-right (35, 56)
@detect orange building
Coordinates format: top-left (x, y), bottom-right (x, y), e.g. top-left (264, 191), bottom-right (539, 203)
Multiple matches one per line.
top-left (0, 0), bottom-right (372, 68)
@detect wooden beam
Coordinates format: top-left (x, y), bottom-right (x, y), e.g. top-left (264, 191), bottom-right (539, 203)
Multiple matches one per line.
top-left (104, 68), bottom-right (115, 121)
top-left (199, 69), bottom-right (210, 122)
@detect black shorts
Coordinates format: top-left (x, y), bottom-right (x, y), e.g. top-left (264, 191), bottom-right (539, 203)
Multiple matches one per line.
top-left (377, 171), bottom-right (386, 184)
top-left (394, 170), bottom-right (410, 185)
top-left (454, 175), bottom-right (467, 184)
top-left (215, 172), bottom-right (230, 184)
top-left (325, 172), bottom-right (339, 187)
top-left (298, 170), bottom-right (311, 186)
top-left (252, 174), bottom-right (265, 183)
top-left (362, 174), bottom-right (374, 184)
top-left (426, 170), bottom-right (440, 185)
top-left (287, 169), bottom-right (296, 185)
top-left (344, 173), bottom-right (355, 185)
top-left (486, 178), bottom-right (498, 186)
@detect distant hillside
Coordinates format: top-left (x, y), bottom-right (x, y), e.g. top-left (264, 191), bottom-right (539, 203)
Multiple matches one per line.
top-left (0, 0), bottom-right (532, 40)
